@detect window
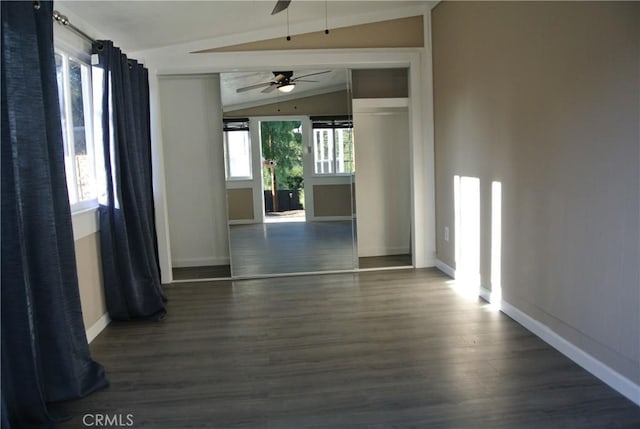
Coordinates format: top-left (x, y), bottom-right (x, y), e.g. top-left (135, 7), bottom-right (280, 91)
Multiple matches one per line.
top-left (223, 119), bottom-right (252, 179)
top-left (55, 48), bottom-right (97, 210)
top-left (311, 117), bottom-right (354, 175)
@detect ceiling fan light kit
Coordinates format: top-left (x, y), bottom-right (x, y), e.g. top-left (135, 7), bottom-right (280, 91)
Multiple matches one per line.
top-left (277, 83), bottom-right (296, 93)
top-left (236, 70), bottom-right (331, 95)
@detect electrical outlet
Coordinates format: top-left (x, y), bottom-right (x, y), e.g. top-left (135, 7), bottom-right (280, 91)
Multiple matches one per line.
top-left (444, 226), bottom-right (449, 242)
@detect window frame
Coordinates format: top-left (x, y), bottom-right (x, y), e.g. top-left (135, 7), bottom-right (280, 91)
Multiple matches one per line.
top-left (311, 117), bottom-right (354, 177)
top-left (54, 45), bottom-right (98, 213)
top-left (223, 119), bottom-right (253, 181)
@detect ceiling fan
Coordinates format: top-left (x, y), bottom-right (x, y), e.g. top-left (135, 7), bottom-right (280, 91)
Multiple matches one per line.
top-left (271, 0), bottom-right (292, 15)
top-left (236, 71), bottom-right (331, 94)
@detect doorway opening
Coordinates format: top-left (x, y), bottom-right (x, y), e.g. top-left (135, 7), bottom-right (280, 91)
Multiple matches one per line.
top-left (259, 120), bottom-right (306, 223)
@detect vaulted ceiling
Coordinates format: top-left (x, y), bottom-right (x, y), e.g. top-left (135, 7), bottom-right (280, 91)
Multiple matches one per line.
top-left (56, 1), bottom-right (431, 107)
top-left (57, 1), bottom-right (429, 53)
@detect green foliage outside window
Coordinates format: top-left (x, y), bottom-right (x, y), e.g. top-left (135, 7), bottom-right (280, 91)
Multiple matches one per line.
top-left (260, 121), bottom-right (303, 191)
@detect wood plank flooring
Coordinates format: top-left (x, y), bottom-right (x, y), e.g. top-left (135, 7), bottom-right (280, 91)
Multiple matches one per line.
top-left (59, 269), bottom-right (640, 428)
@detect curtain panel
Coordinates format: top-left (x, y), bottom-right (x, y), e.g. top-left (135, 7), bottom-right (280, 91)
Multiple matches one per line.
top-left (93, 41), bottom-right (166, 321)
top-left (1, 1), bottom-right (108, 427)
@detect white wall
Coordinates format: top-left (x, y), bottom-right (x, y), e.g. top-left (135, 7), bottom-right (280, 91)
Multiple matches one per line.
top-left (158, 75), bottom-right (229, 267)
top-left (353, 99), bottom-right (411, 257)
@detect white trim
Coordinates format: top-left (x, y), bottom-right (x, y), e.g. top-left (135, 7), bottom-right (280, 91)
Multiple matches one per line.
top-left (352, 97), bottom-right (409, 112)
top-left (147, 49), bottom-right (434, 288)
top-left (248, 118), bottom-right (267, 224)
top-left (223, 127), bottom-right (253, 181)
top-left (131, 5), bottom-right (430, 58)
top-left (147, 49), bottom-right (417, 76)
top-left (357, 265), bottom-right (414, 273)
top-left (420, 8), bottom-right (437, 269)
top-left (72, 207), bottom-right (99, 241)
top-left (70, 198), bottom-right (99, 214)
top-left (149, 72), bottom-right (174, 284)
top-left (225, 176), bottom-right (254, 183)
top-left (435, 258), bottom-right (456, 279)
top-left (479, 286), bottom-right (492, 304)
top-left (86, 312), bottom-right (110, 344)
top-left (443, 269), bottom-right (640, 406)
top-left (228, 219), bottom-right (259, 225)
top-left (499, 299), bottom-right (640, 406)
top-left (172, 257), bottom-right (230, 268)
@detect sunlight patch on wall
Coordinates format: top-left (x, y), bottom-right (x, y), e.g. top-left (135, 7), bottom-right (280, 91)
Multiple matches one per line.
top-left (490, 181), bottom-right (502, 309)
top-left (454, 175), bottom-right (481, 298)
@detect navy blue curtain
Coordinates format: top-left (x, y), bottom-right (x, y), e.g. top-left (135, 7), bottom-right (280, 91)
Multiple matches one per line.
top-left (93, 41), bottom-right (166, 321)
top-left (1, 1), bottom-right (108, 427)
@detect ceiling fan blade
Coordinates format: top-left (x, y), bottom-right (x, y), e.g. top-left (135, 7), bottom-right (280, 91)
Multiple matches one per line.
top-left (271, 0), bottom-right (292, 15)
top-left (236, 82), bottom-right (271, 93)
top-left (261, 84), bottom-right (277, 94)
top-left (292, 70), bottom-right (331, 81)
top-left (293, 79), bottom-right (319, 83)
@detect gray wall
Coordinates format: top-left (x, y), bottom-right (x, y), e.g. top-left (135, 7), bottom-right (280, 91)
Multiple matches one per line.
top-left (227, 188), bottom-right (254, 221)
top-left (351, 69), bottom-right (409, 99)
top-left (432, 2), bottom-right (639, 384)
top-left (313, 184), bottom-right (353, 217)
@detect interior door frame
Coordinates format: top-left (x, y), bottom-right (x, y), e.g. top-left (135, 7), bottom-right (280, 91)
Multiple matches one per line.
top-left (252, 115), bottom-right (311, 221)
top-left (147, 12), bottom-right (436, 283)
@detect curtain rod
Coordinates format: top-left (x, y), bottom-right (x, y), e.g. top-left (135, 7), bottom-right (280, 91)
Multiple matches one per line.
top-left (52, 9), bottom-right (103, 49)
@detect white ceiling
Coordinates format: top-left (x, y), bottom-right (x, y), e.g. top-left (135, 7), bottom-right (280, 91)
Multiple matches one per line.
top-left (56, 1), bottom-right (428, 107)
top-left (57, 1), bottom-right (428, 53)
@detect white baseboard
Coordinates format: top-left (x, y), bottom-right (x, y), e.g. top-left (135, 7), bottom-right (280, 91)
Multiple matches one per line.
top-left (498, 298), bottom-right (640, 406)
top-left (357, 265), bottom-right (415, 272)
top-left (228, 219), bottom-right (259, 225)
top-left (478, 286), bottom-right (492, 303)
top-left (172, 256), bottom-right (230, 268)
top-left (439, 266), bottom-right (639, 406)
top-left (86, 312), bottom-right (110, 344)
top-left (435, 258), bottom-right (456, 278)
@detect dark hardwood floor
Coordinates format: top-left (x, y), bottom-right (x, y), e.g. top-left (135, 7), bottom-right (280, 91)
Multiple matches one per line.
top-left (60, 269), bottom-right (640, 428)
